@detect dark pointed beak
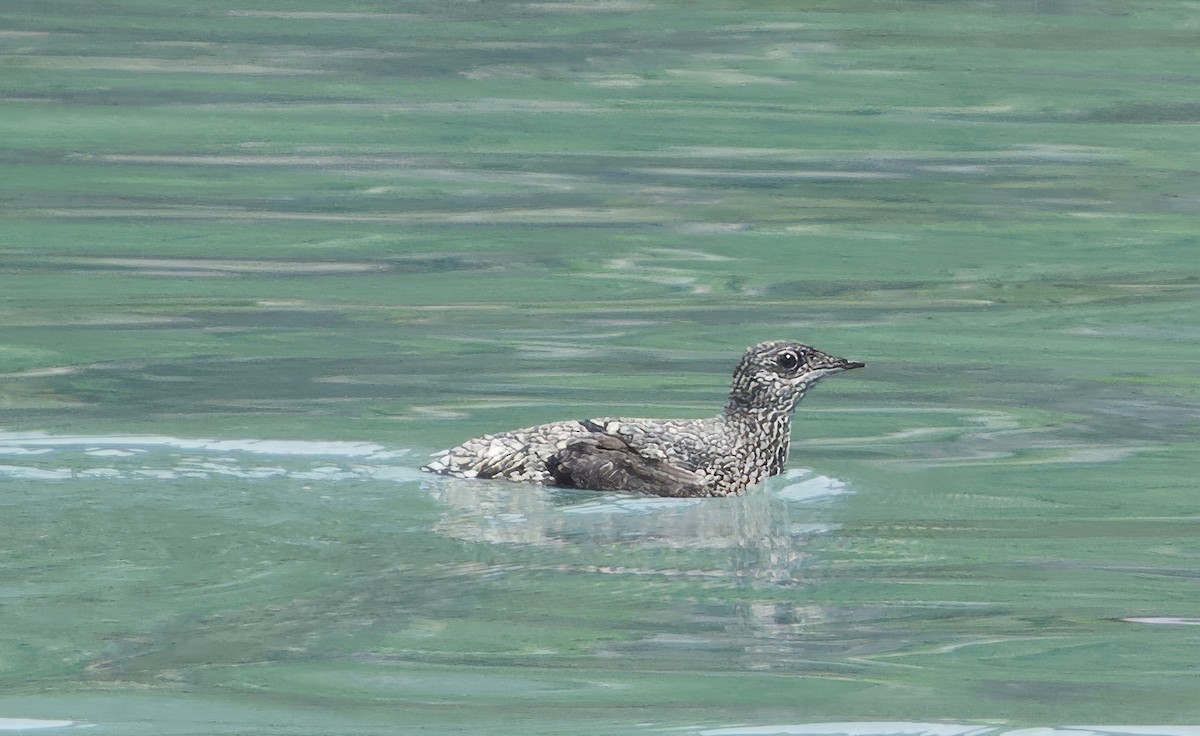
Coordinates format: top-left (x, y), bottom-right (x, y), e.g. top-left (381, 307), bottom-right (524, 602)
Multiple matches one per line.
top-left (809, 353), bottom-right (865, 376)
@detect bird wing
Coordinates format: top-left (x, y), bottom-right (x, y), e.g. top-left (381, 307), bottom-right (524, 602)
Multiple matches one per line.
top-left (545, 433), bottom-right (710, 497)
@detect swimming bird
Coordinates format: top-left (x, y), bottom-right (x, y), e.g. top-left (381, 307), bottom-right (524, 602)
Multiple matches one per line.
top-left (422, 340), bottom-right (863, 497)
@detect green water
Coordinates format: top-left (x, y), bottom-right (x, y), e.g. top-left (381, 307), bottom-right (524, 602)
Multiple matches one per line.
top-left (2, 1), bottom-right (1198, 733)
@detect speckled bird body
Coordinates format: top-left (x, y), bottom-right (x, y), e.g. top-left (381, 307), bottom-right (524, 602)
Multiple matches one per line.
top-left (423, 341), bottom-right (863, 497)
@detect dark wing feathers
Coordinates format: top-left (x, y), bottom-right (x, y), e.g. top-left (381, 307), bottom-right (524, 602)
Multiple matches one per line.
top-left (546, 434), bottom-right (709, 497)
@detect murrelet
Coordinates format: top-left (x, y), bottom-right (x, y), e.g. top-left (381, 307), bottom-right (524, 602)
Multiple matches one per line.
top-left (422, 340), bottom-right (863, 497)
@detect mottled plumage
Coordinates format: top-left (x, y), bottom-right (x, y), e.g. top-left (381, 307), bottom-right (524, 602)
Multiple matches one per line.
top-left (422, 340), bottom-right (863, 497)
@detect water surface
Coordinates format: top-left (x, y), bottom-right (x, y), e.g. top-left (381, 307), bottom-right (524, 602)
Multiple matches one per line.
top-left (1, 1), bottom-right (1198, 733)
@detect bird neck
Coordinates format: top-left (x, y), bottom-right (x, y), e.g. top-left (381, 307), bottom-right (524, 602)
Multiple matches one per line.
top-left (721, 403), bottom-right (797, 482)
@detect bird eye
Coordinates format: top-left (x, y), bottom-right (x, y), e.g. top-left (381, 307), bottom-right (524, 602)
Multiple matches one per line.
top-left (775, 351), bottom-right (800, 371)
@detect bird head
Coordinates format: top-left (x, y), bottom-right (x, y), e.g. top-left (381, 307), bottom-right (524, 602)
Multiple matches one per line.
top-left (726, 340), bottom-right (864, 414)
